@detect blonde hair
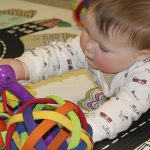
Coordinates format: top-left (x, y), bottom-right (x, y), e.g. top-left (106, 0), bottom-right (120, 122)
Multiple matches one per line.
top-left (90, 0), bottom-right (150, 50)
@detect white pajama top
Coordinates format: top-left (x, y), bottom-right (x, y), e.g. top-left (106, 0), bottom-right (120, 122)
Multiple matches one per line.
top-left (17, 35), bottom-right (150, 143)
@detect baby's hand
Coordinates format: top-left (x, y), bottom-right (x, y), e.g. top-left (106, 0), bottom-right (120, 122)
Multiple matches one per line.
top-left (0, 58), bottom-right (11, 65)
top-left (0, 58), bottom-right (29, 80)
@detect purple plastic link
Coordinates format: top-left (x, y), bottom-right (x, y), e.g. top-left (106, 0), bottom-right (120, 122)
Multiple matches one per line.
top-left (0, 65), bottom-right (34, 103)
top-left (8, 82), bottom-right (34, 104)
top-left (0, 65), bottom-right (16, 88)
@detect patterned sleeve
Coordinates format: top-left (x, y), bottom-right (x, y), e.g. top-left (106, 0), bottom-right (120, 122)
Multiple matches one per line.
top-left (87, 63), bottom-right (150, 142)
top-left (17, 35), bottom-right (86, 83)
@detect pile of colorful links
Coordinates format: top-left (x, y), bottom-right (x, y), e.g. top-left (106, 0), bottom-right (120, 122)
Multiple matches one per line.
top-left (0, 93), bottom-right (93, 150)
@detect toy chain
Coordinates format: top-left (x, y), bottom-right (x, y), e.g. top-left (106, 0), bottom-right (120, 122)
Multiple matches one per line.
top-left (0, 65), bottom-right (93, 150)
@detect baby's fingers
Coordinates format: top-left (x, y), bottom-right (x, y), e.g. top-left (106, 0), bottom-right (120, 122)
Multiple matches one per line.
top-left (0, 58), bottom-right (11, 66)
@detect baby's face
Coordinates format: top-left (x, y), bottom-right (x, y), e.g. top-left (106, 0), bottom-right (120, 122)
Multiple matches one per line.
top-left (80, 10), bottom-right (139, 74)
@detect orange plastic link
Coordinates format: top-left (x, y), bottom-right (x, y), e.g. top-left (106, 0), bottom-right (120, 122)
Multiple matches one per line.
top-left (22, 102), bottom-right (78, 150)
top-left (48, 128), bottom-right (70, 150)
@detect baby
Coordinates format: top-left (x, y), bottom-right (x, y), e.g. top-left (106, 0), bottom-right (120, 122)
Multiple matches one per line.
top-left (0, 0), bottom-right (150, 143)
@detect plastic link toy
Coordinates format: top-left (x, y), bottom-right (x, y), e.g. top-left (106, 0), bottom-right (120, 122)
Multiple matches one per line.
top-left (72, 0), bottom-right (90, 27)
top-left (0, 65), bottom-right (93, 150)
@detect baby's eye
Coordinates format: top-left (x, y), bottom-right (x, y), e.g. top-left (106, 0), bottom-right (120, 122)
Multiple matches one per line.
top-left (101, 48), bottom-right (108, 52)
top-left (99, 44), bottom-right (109, 53)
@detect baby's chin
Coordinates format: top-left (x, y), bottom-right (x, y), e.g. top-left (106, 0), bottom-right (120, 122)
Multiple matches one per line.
top-left (101, 69), bottom-right (122, 75)
top-left (96, 66), bottom-right (119, 74)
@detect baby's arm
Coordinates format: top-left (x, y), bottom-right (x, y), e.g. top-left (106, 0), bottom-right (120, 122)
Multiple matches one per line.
top-left (0, 35), bottom-right (85, 83)
top-left (16, 36), bottom-right (85, 83)
top-left (0, 58), bottom-right (29, 80)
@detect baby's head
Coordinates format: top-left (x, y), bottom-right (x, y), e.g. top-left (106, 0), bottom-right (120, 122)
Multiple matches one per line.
top-left (80, 0), bottom-right (150, 73)
top-left (92, 0), bottom-right (150, 50)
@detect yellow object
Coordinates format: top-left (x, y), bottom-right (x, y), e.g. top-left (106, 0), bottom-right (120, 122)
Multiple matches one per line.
top-left (0, 102), bottom-right (4, 112)
top-left (0, 86), bottom-right (36, 113)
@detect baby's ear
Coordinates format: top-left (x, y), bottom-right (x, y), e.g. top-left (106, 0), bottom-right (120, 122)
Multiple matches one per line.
top-left (136, 49), bottom-right (150, 62)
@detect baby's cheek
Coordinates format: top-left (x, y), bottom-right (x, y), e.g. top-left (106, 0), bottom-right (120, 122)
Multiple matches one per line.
top-left (96, 57), bottom-right (115, 71)
top-left (96, 57), bottom-right (108, 67)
